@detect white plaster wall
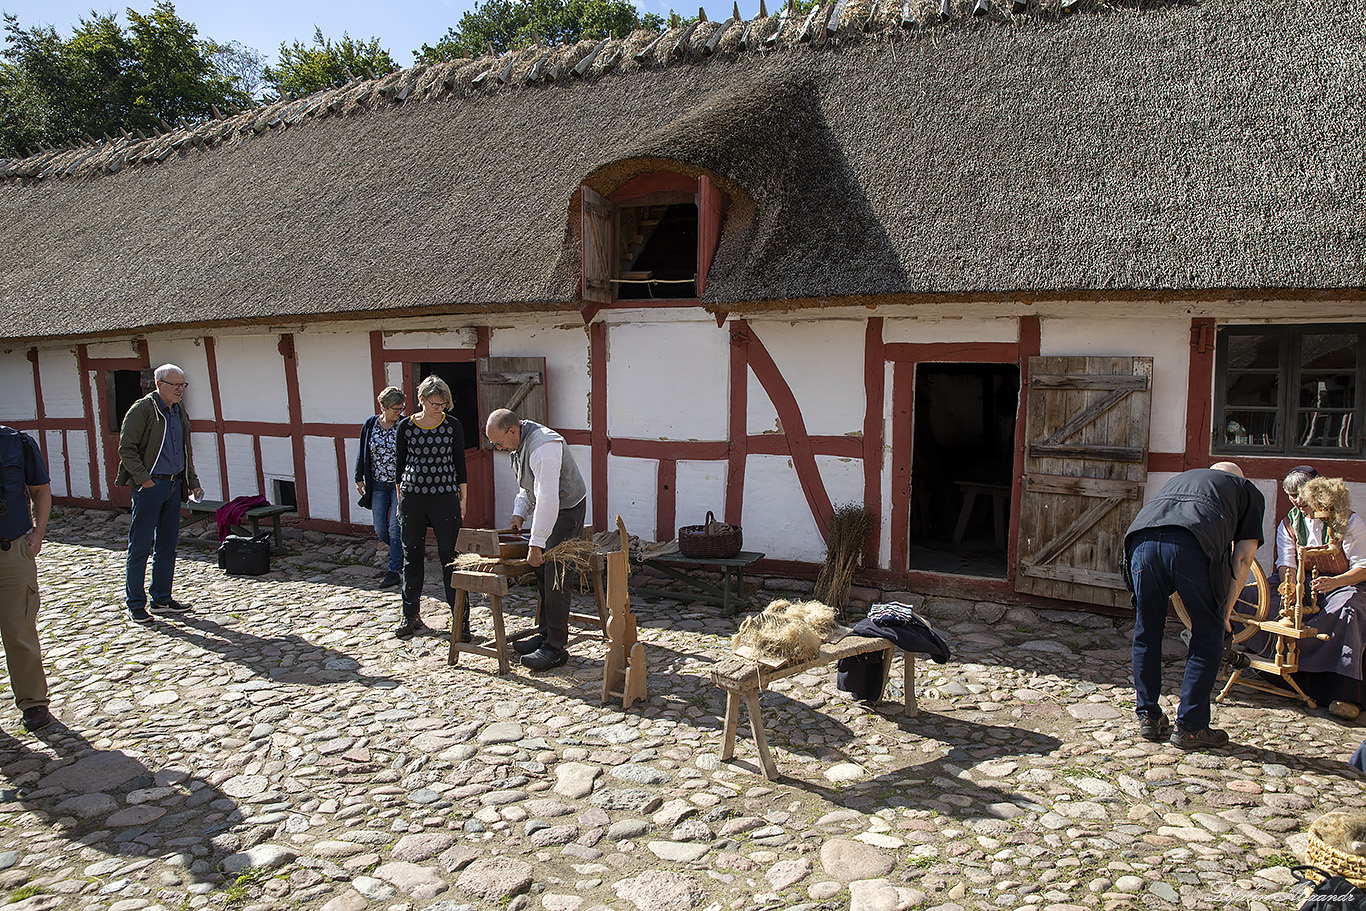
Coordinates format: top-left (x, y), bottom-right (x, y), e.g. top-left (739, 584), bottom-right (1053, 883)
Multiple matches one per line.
top-left (571, 444), bottom-right (594, 530)
top-left (86, 373), bottom-right (107, 498)
top-left (191, 433), bottom-right (221, 501)
top-left (608, 321), bottom-right (728, 440)
top-left (67, 431), bottom-right (91, 498)
top-left (674, 461), bottom-right (727, 533)
top-left (749, 320), bottom-right (867, 436)
top-left (85, 340), bottom-right (140, 359)
top-left (0, 352), bottom-right (36, 420)
top-left (1039, 317), bottom-right (1190, 455)
top-left (37, 349), bottom-right (83, 419)
top-left (223, 434), bottom-right (259, 497)
top-left (490, 325), bottom-right (591, 430)
top-left (878, 362), bottom-right (895, 569)
top-left (260, 437), bottom-right (294, 481)
top-left (304, 437), bottom-right (341, 521)
top-left (746, 367), bottom-right (780, 437)
top-left (293, 333), bottom-right (375, 425)
top-left (741, 455), bottom-right (826, 563)
top-left (149, 339), bottom-right (212, 419)
top-left (44, 431), bottom-right (67, 497)
top-left (606, 455), bottom-right (658, 540)
top-left (385, 363), bottom-right (402, 390)
top-left (815, 455), bottom-right (868, 521)
top-left (380, 328), bottom-right (478, 349)
top-left (882, 317), bottom-right (1019, 345)
top-left (215, 336), bottom-right (290, 423)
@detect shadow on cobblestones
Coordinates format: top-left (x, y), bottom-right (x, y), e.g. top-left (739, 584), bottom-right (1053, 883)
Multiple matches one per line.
top-left (0, 724), bottom-right (242, 884)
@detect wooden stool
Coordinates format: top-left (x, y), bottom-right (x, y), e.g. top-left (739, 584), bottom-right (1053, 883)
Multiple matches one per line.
top-left (449, 570), bottom-right (515, 675)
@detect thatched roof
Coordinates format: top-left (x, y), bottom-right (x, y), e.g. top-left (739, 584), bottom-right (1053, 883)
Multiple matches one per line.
top-left (1, 0), bottom-right (1363, 343)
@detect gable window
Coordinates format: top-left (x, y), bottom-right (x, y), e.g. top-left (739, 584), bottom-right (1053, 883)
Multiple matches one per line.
top-left (1214, 324), bottom-right (1364, 457)
top-left (580, 170), bottom-right (725, 304)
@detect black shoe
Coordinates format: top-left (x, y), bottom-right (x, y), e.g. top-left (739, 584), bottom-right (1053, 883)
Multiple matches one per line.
top-left (1172, 726), bottom-right (1230, 751)
top-left (1222, 645), bottom-right (1251, 670)
top-left (512, 634), bottom-right (545, 655)
top-left (21, 706), bottom-right (52, 731)
top-left (151, 599), bottom-right (191, 613)
top-left (379, 571), bottom-right (401, 589)
top-left (1138, 711), bottom-right (1172, 742)
top-left (129, 606), bottom-right (153, 624)
top-left (521, 646), bottom-right (568, 671)
top-left (394, 618), bottom-right (429, 639)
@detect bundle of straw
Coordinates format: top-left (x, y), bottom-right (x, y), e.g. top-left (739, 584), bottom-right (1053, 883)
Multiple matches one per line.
top-left (731, 598), bottom-right (838, 665)
top-left (813, 503), bottom-right (876, 612)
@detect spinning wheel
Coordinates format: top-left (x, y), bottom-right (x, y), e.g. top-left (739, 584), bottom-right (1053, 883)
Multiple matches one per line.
top-left (1171, 558), bottom-right (1270, 645)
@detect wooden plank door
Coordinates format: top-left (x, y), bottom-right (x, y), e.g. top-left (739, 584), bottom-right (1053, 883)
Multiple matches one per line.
top-left (474, 356), bottom-right (549, 528)
top-left (1015, 356), bottom-right (1152, 608)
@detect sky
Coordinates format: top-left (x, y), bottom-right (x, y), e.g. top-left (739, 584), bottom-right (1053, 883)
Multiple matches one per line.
top-left (0, 0), bottom-right (768, 67)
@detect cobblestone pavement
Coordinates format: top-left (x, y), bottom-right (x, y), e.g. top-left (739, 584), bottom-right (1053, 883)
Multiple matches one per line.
top-left (1, 508), bottom-right (1363, 911)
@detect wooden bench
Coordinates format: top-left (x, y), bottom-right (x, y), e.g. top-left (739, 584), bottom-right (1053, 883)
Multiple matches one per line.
top-left (710, 635), bottom-right (917, 780)
top-left (633, 550), bottom-right (765, 615)
top-left (181, 499), bottom-right (295, 551)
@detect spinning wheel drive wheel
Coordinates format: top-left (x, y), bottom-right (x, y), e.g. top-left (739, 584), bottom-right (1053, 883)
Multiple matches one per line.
top-left (1171, 559), bottom-right (1270, 645)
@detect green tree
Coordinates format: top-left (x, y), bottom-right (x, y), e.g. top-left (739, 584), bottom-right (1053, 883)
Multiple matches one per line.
top-left (206, 39), bottom-right (266, 99)
top-left (0, 2), bottom-right (251, 158)
top-left (415, 0), bottom-right (666, 62)
top-left (262, 28), bottom-right (397, 98)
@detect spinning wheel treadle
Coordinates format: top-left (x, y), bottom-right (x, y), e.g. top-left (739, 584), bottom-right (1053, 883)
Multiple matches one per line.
top-left (1171, 559), bottom-right (1270, 645)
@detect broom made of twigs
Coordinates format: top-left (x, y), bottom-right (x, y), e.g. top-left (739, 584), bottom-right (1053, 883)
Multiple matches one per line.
top-left (813, 503), bottom-right (876, 613)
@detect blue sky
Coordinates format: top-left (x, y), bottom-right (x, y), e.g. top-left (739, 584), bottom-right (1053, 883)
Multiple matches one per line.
top-left (0, 0), bottom-right (767, 66)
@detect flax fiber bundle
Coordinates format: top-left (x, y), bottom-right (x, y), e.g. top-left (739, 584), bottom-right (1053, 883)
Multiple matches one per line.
top-left (731, 598), bottom-right (838, 665)
top-left (813, 503), bottom-right (876, 612)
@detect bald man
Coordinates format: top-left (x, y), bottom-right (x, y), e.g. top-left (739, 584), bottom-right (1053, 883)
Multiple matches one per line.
top-left (1124, 462), bottom-right (1264, 750)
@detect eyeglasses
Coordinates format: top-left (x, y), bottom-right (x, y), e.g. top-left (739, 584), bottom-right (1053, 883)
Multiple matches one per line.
top-left (489, 430), bottom-right (514, 452)
top-left (423, 399), bottom-right (448, 409)
top-left (159, 381), bottom-right (188, 390)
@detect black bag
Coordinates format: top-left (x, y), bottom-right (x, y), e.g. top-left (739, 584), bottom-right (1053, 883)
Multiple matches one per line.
top-left (1294, 866), bottom-right (1366, 910)
top-left (218, 532), bottom-right (272, 576)
top-left (358, 486), bottom-right (372, 510)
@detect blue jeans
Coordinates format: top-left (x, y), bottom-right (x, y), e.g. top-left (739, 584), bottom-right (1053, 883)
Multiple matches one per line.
top-left (125, 478), bottom-right (182, 608)
top-left (1129, 527), bottom-right (1224, 731)
top-left (369, 481), bottom-right (402, 573)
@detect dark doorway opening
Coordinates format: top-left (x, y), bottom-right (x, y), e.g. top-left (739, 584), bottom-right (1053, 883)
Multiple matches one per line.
top-left (415, 362), bottom-right (479, 450)
top-left (909, 363), bottom-right (1020, 578)
top-left (107, 369), bottom-right (150, 433)
top-left (616, 202), bottom-right (698, 299)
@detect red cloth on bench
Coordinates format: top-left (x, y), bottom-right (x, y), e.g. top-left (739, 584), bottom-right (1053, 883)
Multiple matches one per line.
top-left (215, 495), bottom-right (270, 542)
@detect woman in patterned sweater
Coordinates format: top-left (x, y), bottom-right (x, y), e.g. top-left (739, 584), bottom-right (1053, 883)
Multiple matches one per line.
top-left (393, 376), bottom-right (468, 639)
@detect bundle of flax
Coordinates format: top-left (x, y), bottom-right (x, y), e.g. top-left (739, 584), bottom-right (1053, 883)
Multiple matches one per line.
top-left (731, 598), bottom-right (838, 666)
top-left (813, 503), bottom-right (876, 613)
top-left (450, 537), bottom-right (599, 587)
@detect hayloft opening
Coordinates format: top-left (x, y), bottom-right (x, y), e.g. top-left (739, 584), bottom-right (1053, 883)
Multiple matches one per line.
top-left (908, 363), bottom-right (1019, 579)
top-left (616, 202), bottom-right (699, 299)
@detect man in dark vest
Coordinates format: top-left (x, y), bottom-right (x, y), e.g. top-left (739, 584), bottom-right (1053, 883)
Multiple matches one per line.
top-left (1125, 462), bottom-right (1264, 750)
top-left (485, 408), bottom-right (588, 671)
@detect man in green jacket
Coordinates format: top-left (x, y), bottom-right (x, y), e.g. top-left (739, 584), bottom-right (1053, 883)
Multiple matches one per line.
top-left (117, 364), bottom-right (202, 623)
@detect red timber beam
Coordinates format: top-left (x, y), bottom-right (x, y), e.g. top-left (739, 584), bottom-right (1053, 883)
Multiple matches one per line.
top-left (1183, 317), bottom-right (1216, 471)
top-left (862, 318), bottom-right (885, 567)
top-left (590, 322), bottom-right (609, 529)
top-left (1007, 316), bottom-right (1042, 583)
top-left (888, 361), bottom-right (914, 573)
top-left (745, 326), bottom-right (835, 544)
top-left (204, 336), bottom-right (231, 500)
top-left (278, 334), bottom-right (311, 518)
top-left (27, 348), bottom-right (47, 464)
top-left (726, 323), bottom-right (748, 526)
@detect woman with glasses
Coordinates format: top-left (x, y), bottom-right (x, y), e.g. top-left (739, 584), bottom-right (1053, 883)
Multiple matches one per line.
top-left (355, 386), bottom-right (406, 589)
top-left (393, 376), bottom-right (469, 640)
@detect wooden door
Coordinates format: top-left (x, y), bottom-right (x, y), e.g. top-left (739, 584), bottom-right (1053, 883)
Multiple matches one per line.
top-left (1015, 356), bottom-right (1152, 608)
top-left (474, 357), bottom-right (549, 528)
top-left (581, 186), bottom-right (613, 304)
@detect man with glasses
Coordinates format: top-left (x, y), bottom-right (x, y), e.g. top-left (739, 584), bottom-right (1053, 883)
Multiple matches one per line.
top-left (117, 364), bottom-right (203, 623)
top-left (485, 408), bottom-right (587, 671)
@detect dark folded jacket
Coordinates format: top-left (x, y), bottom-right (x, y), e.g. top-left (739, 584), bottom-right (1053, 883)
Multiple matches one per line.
top-left (836, 602), bottom-right (952, 702)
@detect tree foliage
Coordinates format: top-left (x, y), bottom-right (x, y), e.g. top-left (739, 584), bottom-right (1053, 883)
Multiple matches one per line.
top-left (262, 28), bottom-right (397, 99)
top-left (0, 2), bottom-right (252, 157)
top-left (415, 0), bottom-right (666, 62)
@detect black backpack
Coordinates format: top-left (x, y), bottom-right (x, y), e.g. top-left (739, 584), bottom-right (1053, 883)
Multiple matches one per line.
top-left (217, 532), bottom-right (272, 576)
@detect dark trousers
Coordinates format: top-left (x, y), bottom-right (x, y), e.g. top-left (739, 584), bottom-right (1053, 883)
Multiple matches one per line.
top-left (125, 477), bottom-right (182, 608)
top-left (535, 499), bottom-right (586, 654)
top-left (398, 491), bottom-right (461, 625)
top-left (1129, 526), bottom-right (1224, 731)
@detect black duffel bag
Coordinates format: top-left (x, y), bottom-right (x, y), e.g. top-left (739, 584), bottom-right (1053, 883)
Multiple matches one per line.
top-left (218, 532), bottom-right (272, 576)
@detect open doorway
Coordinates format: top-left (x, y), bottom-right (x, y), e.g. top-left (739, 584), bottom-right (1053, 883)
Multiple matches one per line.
top-left (909, 363), bottom-right (1019, 578)
top-left (414, 362), bottom-right (479, 450)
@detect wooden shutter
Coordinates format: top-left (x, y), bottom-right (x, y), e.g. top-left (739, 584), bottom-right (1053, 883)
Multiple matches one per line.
top-left (477, 357), bottom-right (548, 449)
top-left (1015, 356), bottom-right (1152, 608)
top-left (581, 185), bottom-right (612, 304)
top-left (697, 175), bottom-right (724, 296)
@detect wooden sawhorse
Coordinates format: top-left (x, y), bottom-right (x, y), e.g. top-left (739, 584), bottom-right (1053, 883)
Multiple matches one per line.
top-left (710, 635), bottom-right (917, 780)
top-left (449, 569), bottom-right (516, 674)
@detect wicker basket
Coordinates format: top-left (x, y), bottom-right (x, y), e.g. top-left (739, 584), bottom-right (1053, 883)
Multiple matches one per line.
top-left (678, 511), bottom-right (742, 559)
top-left (1307, 813), bottom-right (1366, 888)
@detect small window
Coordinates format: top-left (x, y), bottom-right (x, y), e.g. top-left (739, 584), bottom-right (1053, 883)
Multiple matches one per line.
top-left (107, 369), bottom-right (151, 433)
top-left (273, 479), bottom-right (297, 508)
top-left (1214, 324), bottom-right (1364, 457)
top-left (580, 171), bottom-right (726, 304)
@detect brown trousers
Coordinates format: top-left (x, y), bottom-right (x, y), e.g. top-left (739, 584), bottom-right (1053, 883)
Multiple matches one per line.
top-left (0, 537), bottom-right (48, 710)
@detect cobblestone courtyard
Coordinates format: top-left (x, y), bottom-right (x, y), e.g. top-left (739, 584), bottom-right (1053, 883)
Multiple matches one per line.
top-left (1, 508), bottom-right (1363, 911)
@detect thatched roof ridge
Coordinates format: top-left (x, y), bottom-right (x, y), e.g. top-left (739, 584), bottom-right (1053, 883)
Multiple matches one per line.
top-left (0, 0), bottom-right (1363, 343)
top-left (1, 0), bottom-right (1179, 185)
